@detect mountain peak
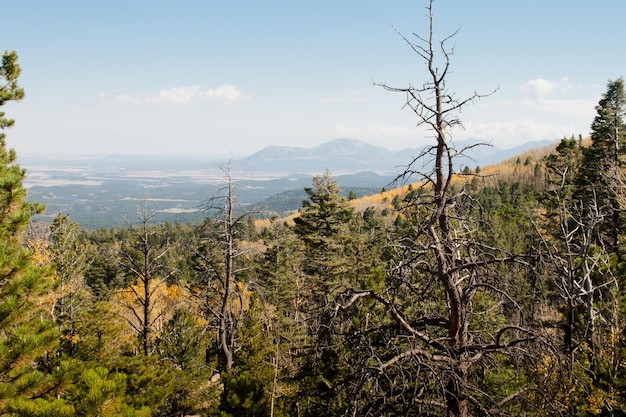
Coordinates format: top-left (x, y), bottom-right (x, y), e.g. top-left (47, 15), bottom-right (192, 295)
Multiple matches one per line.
top-left (312, 138), bottom-right (386, 155)
top-left (237, 138), bottom-right (397, 174)
top-left (234, 137), bottom-right (560, 175)
top-left (247, 145), bottom-right (312, 161)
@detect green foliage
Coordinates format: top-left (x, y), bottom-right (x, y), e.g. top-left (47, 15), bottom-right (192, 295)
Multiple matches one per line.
top-left (0, 51), bottom-right (25, 128)
top-left (293, 171), bottom-right (356, 285)
top-left (548, 137), bottom-right (582, 178)
top-left (219, 371), bottom-right (268, 417)
top-left (0, 50), bottom-right (63, 415)
top-left (258, 219), bottom-right (304, 313)
top-left (156, 308), bottom-right (219, 416)
top-left (50, 213), bottom-right (92, 355)
top-left (65, 299), bottom-right (128, 365)
top-left (114, 354), bottom-right (175, 415)
top-left (68, 367), bottom-right (151, 417)
top-left (291, 173), bottom-right (360, 413)
top-left (4, 397), bottom-right (74, 417)
top-left (81, 228), bottom-right (123, 292)
top-left (157, 308), bottom-right (207, 371)
top-left (577, 78), bottom-right (626, 252)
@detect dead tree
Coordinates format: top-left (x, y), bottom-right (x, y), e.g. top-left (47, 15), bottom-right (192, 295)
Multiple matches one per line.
top-left (539, 160), bottom-right (624, 412)
top-left (117, 198), bottom-right (176, 356)
top-left (535, 182), bottom-right (616, 412)
top-left (196, 162), bottom-right (255, 372)
top-left (325, 2), bottom-right (548, 416)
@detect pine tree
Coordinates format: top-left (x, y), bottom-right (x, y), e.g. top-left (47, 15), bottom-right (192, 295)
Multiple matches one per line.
top-left (544, 136), bottom-right (583, 202)
top-left (292, 171), bottom-right (358, 415)
top-left (293, 171), bottom-right (356, 290)
top-left (577, 78), bottom-right (626, 253)
top-left (49, 213), bottom-right (92, 356)
top-left (156, 308), bottom-right (217, 416)
top-left (0, 50), bottom-right (67, 414)
top-left (256, 219), bottom-right (306, 414)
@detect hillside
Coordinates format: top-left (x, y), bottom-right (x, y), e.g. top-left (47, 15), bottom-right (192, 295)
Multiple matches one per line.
top-left (260, 139), bottom-right (562, 230)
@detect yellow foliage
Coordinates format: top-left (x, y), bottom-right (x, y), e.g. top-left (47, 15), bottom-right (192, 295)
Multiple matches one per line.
top-left (254, 217), bottom-right (274, 231)
top-left (165, 283), bottom-right (183, 299)
top-left (113, 279), bottom-right (191, 340)
top-left (231, 281), bottom-right (252, 315)
top-left (27, 238), bottom-right (52, 267)
top-left (586, 390), bottom-right (605, 415)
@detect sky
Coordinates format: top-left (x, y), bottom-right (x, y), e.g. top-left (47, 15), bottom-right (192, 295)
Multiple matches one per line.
top-left (3, 0), bottom-right (625, 157)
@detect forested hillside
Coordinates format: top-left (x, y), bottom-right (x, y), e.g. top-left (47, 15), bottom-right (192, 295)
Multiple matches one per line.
top-left (4, 3), bottom-right (626, 416)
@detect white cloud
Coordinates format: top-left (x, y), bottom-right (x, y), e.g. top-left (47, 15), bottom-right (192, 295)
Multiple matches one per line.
top-left (523, 98), bottom-right (596, 120)
top-left (113, 85), bottom-right (250, 104)
top-left (519, 77), bottom-right (570, 101)
top-left (462, 119), bottom-right (582, 148)
top-left (463, 92), bottom-right (598, 147)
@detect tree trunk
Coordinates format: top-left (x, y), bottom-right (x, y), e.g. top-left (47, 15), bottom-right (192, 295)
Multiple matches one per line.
top-left (446, 362), bottom-right (468, 417)
top-left (219, 176), bottom-right (235, 371)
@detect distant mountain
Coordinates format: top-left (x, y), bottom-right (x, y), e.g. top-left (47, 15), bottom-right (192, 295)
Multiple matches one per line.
top-left (233, 138), bottom-right (407, 174)
top-left (492, 139), bottom-right (558, 162)
top-left (457, 139), bottom-right (558, 166)
top-left (232, 137), bottom-right (559, 175)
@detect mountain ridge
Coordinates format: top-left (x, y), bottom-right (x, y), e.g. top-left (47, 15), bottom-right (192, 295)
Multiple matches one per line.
top-left (233, 137), bottom-right (559, 174)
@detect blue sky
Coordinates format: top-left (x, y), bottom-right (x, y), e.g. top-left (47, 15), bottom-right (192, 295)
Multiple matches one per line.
top-left (3, 1), bottom-right (625, 157)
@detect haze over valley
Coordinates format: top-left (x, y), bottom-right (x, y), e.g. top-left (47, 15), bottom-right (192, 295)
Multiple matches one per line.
top-left (23, 137), bottom-right (556, 228)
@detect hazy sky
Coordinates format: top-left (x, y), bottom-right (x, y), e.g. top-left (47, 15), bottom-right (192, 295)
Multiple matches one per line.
top-left (3, 1), bottom-right (625, 157)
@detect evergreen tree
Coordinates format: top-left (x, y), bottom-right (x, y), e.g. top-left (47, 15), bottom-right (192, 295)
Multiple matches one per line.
top-left (0, 50), bottom-right (71, 414)
top-left (156, 308), bottom-right (217, 416)
top-left (577, 78), bottom-right (626, 253)
top-left (292, 171), bottom-right (359, 415)
top-left (82, 227), bottom-right (123, 293)
top-left (64, 292), bottom-right (175, 415)
top-left (49, 213), bottom-right (92, 356)
top-left (70, 367), bottom-right (151, 417)
top-left (256, 219), bottom-right (309, 415)
top-left (293, 171), bottom-right (356, 290)
top-left (544, 136), bottom-right (583, 202)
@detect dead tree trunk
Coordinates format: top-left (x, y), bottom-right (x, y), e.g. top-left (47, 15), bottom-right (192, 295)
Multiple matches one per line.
top-left (376, 3), bottom-right (484, 415)
top-left (353, 1), bottom-right (542, 416)
top-left (118, 198), bottom-right (174, 356)
top-left (199, 163), bottom-right (256, 373)
top-left (219, 169), bottom-right (235, 370)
